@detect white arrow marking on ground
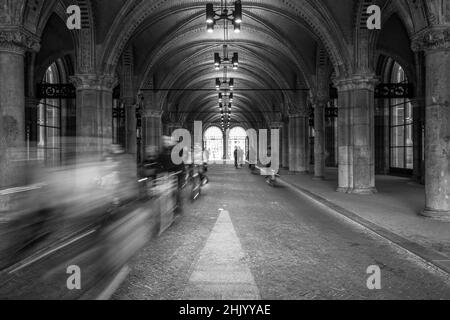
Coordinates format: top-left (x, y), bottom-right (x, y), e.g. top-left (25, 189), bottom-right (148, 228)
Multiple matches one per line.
top-left (182, 210), bottom-right (260, 300)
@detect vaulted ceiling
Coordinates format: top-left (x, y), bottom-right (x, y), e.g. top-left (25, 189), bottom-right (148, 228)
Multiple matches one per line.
top-left (24, 0), bottom-right (437, 129)
top-left (98, 0), bottom-right (356, 128)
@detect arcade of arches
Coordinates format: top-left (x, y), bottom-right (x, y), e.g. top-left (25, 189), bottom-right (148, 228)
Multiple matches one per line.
top-left (0, 0), bottom-right (449, 220)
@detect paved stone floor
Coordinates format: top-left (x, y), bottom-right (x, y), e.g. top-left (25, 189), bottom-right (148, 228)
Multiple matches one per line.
top-left (280, 168), bottom-right (450, 256)
top-left (113, 165), bottom-right (450, 300)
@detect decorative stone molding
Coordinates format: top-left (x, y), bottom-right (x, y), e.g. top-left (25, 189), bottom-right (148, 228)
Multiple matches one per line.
top-left (269, 122), bottom-right (284, 129)
top-left (312, 94), bottom-right (329, 106)
top-left (333, 74), bottom-right (379, 92)
top-left (411, 26), bottom-right (450, 52)
top-left (101, 0), bottom-right (349, 79)
top-left (122, 97), bottom-right (135, 106)
top-left (166, 122), bottom-right (183, 129)
top-left (70, 73), bottom-right (118, 91)
top-left (143, 110), bottom-right (163, 118)
top-left (0, 27), bottom-right (40, 54)
top-left (288, 111), bottom-right (308, 118)
top-left (167, 111), bottom-right (184, 124)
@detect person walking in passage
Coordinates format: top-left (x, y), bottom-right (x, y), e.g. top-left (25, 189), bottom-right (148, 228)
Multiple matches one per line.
top-left (234, 146), bottom-right (238, 169)
top-left (238, 146), bottom-right (244, 168)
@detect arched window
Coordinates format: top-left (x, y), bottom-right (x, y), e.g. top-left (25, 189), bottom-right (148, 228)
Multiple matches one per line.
top-left (390, 62), bottom-right (413, 171)
top-left (204, 126), bottom-right (224, 161)
top-left (227, 126), bottom-right (247, 161)
top-left (38, 63), bottom-right (62, 165)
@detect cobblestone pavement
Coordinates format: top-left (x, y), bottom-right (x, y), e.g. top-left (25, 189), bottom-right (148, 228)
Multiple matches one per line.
top-left (113, 165), bottom-right (450, 300)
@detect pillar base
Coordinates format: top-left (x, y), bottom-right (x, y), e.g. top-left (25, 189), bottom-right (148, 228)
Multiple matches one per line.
top-left (337, 187), bottom-right (377, 195)
top-left (421, 208), bottom-right (450, 221)
top-left (336, 187), bottom-right (349, 193)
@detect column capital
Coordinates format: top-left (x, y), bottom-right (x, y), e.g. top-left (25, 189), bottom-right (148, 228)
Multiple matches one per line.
top-left (0, 27), bottom-right (40, 54)
top-left (122, 97), bottom-right (135, 106)
top-left (311, 95), bottom-right (329, 106)
top-left (143, 109), bottom-right (162, 118)
top-left (70, 73), bottom-right (118, 91)
top-left (412, 26), bottom-right (450, 53)
top-left (333, 74), bottom-right (379, 92)
top-left (289, 111), bottom-right (308, 118)
top-left (269, 122), bottom-right (284, 129)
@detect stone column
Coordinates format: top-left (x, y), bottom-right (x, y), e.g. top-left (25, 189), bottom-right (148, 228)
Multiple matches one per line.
top-left (70, 74), bottom-right (117, 160)
top-left (324, 107), bottom-right (338, 167)
top-left (412, 27), bottom-right (450, 220)
top-left (282, 119), bottom-right (289, 169)
top-left (123, 97), bottom-right (136, 156)
top-left (269, 121), bottom-right (283, 169)
top-left (143, 110), bottom-right (162, 157)
top-left (0, 28), bottom-right (39, 191)
top-left (412, 51), bottom-right (426, 183)
top-left (334, 74), bottom-right (378, 194)
top-left (289, 112), bottom-right (309, 173)
top-left (313, 99), bottom-right (326, 180)
top-left (223, 130), bottom-right (227, 162)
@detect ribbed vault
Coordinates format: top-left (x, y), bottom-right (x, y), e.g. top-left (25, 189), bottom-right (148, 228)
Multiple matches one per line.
top-left (106, 0), bottom-right (347, 128)
top-left (20, 0), bottom-right (441, 130)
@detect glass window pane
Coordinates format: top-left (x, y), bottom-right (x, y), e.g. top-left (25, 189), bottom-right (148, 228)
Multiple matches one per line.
top-left (47, 107), bottom-right (60, 128)
top-left (38, 103), bottom-right (45, 125)
top-left (391, 126), bottom-right (405, 147)
top-left (39, 64), bottom-right (62, 165)
top-left (389, 62), bottom-right (414, 171)
top-left (406, 147), bottom-right (413, 169)
top-left (391, 147), bottom-right (405, 168)
top-left (38, 124), bottom-right (46, 147)
top-left (391, 105), bottom-right (405, 126)
top-left (46, 127), bottom-right (60, 149)
top-left (405, 101), bottom-right (413, 124)
top-left (405, 124), bottom-right (413, 147)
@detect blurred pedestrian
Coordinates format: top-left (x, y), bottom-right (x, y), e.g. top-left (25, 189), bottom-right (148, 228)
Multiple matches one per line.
top-left (238, 146), bottom-right (244, 168)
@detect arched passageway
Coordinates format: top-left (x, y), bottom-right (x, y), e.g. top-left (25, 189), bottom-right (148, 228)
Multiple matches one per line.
top-left (0, 0), bottom-right (449, 301)
top-left (227, 126), bottom-right (247, 162)
top-left (204, 126), bottom-right (224, 162)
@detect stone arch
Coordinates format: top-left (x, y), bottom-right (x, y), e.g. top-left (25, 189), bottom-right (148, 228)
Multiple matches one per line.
top-left (153, 44), bottom-right (295, 113)
top-left (34, 10), bottom-right (76, 83)
top-left (136, 22), bottom-right (311, 89)
top-left (33, 0), bottom-right (97, 74)
top-left (0, 0), bottom-right (27, 25)
top-left (23, 0), bottom-right (49, 33)
top-left (369, 0), bottom-right (417, 67)
top-left (99, 0), bottom-right (351, 77)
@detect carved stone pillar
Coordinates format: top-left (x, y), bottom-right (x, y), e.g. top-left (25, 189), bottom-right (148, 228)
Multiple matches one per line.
top-left (288, 112), bottom-right (309, 173)
top-left (123, 97), bottom-right (136, 156)
top-left (0, 28), bottom-right (39, 191)
top-left (282, 119), bottom-right (289, 169)
top-left (334, 74), bottom-right (378, 194)
top-left (412, 26), bottom-right (450, 220)
top-left (269, 122), bottom-right (283, 165)
top-left (70, 74), bottom-right (117, 159)
top-left (412, 51), bottom-right (426, 183)
top-left (313, 98), bottom-right (327, 180)
top-left (143, 110), bottom-right (162, 157)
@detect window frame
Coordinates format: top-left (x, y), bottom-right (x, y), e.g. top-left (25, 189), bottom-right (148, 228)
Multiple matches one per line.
top-left (388, 62), bottom-right (413, 174)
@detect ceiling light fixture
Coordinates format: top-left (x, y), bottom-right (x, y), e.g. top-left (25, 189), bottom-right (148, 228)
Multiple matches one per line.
top-left (214, 45), bottom-right (239, 71)
top-left (205, 1), bottom-right (242, 33)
